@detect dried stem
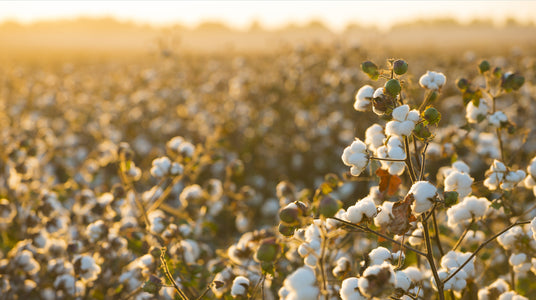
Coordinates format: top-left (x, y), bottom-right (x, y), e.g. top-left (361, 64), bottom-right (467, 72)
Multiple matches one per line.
top-left (404, 136), bottom-right (417, 183)
top-left (370, 156), bottom-right (406, 162)
top-left (431, 208), bottom-right (445, 257)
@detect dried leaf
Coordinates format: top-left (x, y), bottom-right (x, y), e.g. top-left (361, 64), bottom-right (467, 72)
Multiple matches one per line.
top-left (376, 168), bottom-right (402, 196)
top-left (388, 194), bottom-right (415, 235)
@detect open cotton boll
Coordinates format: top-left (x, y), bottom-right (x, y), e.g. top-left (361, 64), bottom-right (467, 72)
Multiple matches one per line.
top-left (497, 291), bottom-right (528, 300)
top-left (342, 139), bottom-right (369, 177)
top-left (385, 105), bottom-right (420, 137)
top-left (279, 266), bottom-right (319, 300)
top-left (374, 201), bottom-right (394, 228)
top-left (340, 277), bottom-right (367, 300)
top-left (368, 246), bottom-right (392, 266)
top-left (466, 99), bottom-right (489, 123)
top-left (346, 197), bottom-right (377, 224)
top-left (395, 271), bottom-right (412, 292)
top-left (444, 171), bottom-right (473, 198)
top-left (358, 262), bottom-right (396, 298)
top-left (230, 276), bottom-right (250, 298)
top-left (365, 124), bottom-right (385, 152)
top-left (488, 111), bottom-right (508, 127)
top-left (446, 196), bottom-right (489, 228)
top-left (409, 226), bottom-right (424, 246)
top-left (509, 253), bottom-right (531, 276)
top-left (498, 226), bottom-right (525, 251)
top-left (354, 85), bottom-right (374, 111)
top-left (333, 257), bottom-right (351, 277)
top-left (402, 266), bottom-right (423, 282)
top-left (477, 132), bottom-right (501, 158)
top-left (478, 278), bottom-right (510, 300)
top-left (408, 181), bottom-right (437, 214)
top-left (419, 71), bottom-right (446, 90)
top-left (376, 136), bottom-right (406, 176)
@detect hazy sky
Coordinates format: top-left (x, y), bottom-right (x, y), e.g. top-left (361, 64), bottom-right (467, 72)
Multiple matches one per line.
top-left (1, 1), bottom-right (535, 31)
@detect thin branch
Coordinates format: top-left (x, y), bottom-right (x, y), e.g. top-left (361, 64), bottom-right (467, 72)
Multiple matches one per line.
top-left (332, 217), bottom-right (427, 257)
top-left (370, 156), bottom-right (406, 162)
top-left (431, 208), bottom-right (445, 257)
top-left (443, 221), bottom-right (531, 285)
top-left (421, 215), bottom-right (444, 300)
top-left (452, 218), bottom-right (475, 251)
top-left (419, 142), bottom-right (429, 181)
top-left (160, 248), bottom-right (190, 300)
top-left (250, 273), bottom-right (266, 300)
top-left (404, 136), bottom-right (417, 183)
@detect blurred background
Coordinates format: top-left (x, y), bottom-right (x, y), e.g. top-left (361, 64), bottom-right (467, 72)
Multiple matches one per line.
top-left (1, 1), bottom-right (536, 62)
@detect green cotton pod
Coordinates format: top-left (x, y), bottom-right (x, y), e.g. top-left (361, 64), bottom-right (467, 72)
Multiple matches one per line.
top-left (384, 79), bottom-right (401, 97)
top-left (393, 59), bottom-right (408, 75)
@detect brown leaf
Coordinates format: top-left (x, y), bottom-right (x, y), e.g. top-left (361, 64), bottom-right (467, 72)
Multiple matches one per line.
top-left (388, 194), bottom-right (414, 235)
top-left (376, 168), bottom-right (402, 196)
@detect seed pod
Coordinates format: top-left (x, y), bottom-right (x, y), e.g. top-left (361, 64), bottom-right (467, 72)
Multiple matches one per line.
top-left (384, 79), bottom-right (401, 97)
top-left (392, 60), bottom-right (408, 75)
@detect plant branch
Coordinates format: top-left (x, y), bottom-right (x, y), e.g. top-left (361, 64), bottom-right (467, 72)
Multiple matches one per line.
top-left (160, 248), bottom-right (190, 300)
top-left (452, 218), bottom-right (475, 251)
top-left (431, 208), bottom-right (445, 257)
top-left (421, 215), bottom-right (444, 300)
top-left (404, 136), bottom-right (417, 184)
top-left (332, 217), bottom-right (427, 257)
top-left (443, 221), bottom-right (531, 285)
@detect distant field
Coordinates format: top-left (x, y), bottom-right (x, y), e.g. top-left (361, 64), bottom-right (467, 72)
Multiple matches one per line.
top-left (1, 18), bottom-right (536, 63)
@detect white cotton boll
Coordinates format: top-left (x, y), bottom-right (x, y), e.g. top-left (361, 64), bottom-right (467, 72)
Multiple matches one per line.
top-left (340, 277), bottom-right (366, 300)
top-left (374, 201), bottom-right (394, 228)
top-left (466, 98), bottom-right (490, 123)
top-left (369, 247), bottom-right (392, 265)
top-left (419, 71), bottom-right (446, 90)
top-left (16, 250), bottom-right (40, 275)
top-left (373, 87), bottom-right (384, 98)
top-left (231, 276), bottom-right (249, 298)
top-left (169, 162), bottom-right (184, 176)
top-left (354, 85), bottom-right (374, 111)
top-left (365, 124), bottom-right (385, 152)
top-left (445, 171), bottom-right (474, 198)
top-left (478, 278), bottom-right (510, 300)
top-left (509, 253), bottom-right (531, 275)
top-left (76, 255), bottom-right (101, 282)
top-left (148, 210), bottom-right (166, 233)
top-left (527, 157), bottom-right (536, 177)
top-left (464, 230), bottom-right (485, 244)
top-left (408, 181), bottom-right (437, 214)
top-left (346, 197), bottom-right (378, 224)
top-left (286, 266), bottom-right (316, 287)
top-left (358, 263), bottom-right (396, 298)
top-left (488, 111), bottom-right (508, 127)
top-left (386, 105), bottom-right (419, 137)
top-left (498, 291), bottom-right (529, 300)
top-left (180, 239), bottom-right (200, 264)
top-left (452, 161), bottom-right (470, 173)
top-left (333, 257), bottom-right (351, 277)
top-left (409, 227), bottom-right (424, 246)
top-left (402, 266), bottom-right (422, 282)
top-left (179, 184), bottom-right (203, 207)
top-left (150, 156), bottom-right (171, 178)
top-left (395, 271), bottom-right (412, 291)
top-left (86, 220), bottom-right (108, 243)
top-left (497, 226), bottom-right (524, 250)
top-left (342, 139), bottom-right (369, 177)
top-left (477, 133), bottom-right (500, 158)
top-left (392, 105), bottom-right (410, 121)
top-left (304, 254), bottom-right (318, 267)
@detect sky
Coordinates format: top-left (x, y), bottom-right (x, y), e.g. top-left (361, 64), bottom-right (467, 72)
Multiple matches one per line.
top-left (1, 1), bottom-right (535, 31)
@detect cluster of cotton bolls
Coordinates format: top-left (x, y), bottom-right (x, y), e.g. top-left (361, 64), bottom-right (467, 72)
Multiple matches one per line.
top-left (478, 278), bottom-right (528, 300)
top-left (496, 223), bottom-right (536, 281)
top-left (433, 251), bottom-right (476, 296)
top-left (446, 196), bottom-right (490, 228)
top-left (438, 160), bottom-right (474, 198)
top-left (484, 160), bottom-right (526, 191)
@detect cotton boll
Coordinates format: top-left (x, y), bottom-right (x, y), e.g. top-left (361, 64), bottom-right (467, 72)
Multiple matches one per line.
top-left (358, 263), bottom-right (396, 298)
top-left (478, 278), bottom-right (510, 300)
top-left (231, 276), bottom-right (250, 298)
top-left (498, 291), bottom-right (529, 300)
top-left (409, 226), bottom-right (424, 246)
top-left (342, 139), bottom-right (369, 177)
top-left (346, 197), bottom-right (377, 224)
top-left (385, 105), bottom-right (420, 137)
top-left (408, 181), bottom-right (437, 214)
top-left (509, 253), bottom-right (531, 276)
top-left (395, 271), bottom-right (412, 292)
top-left (488, 111), bottom-right (508, 127)
top-left (466, 99), bottom-right (489, 123)
top-left (365, 124), bottom-right (385, 152)
top-left (340, 277), bottom-right (366, 300)
top-left (374, 201), bottom-right (394, 228)
top-left (354, 85), bottom-right (374, 111)
top-left (368, 247), bottom-right (392, 266)
top-left (477, 133), bottom-right (500, 158)
top-left (333, 257), bottom-right (351, 277)
top-left (444, 171), bottom-right (474, 198)
top-left (402, 266), bottom-right (423, 282)
top-left (419, 71), bottom-right (446, 90)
